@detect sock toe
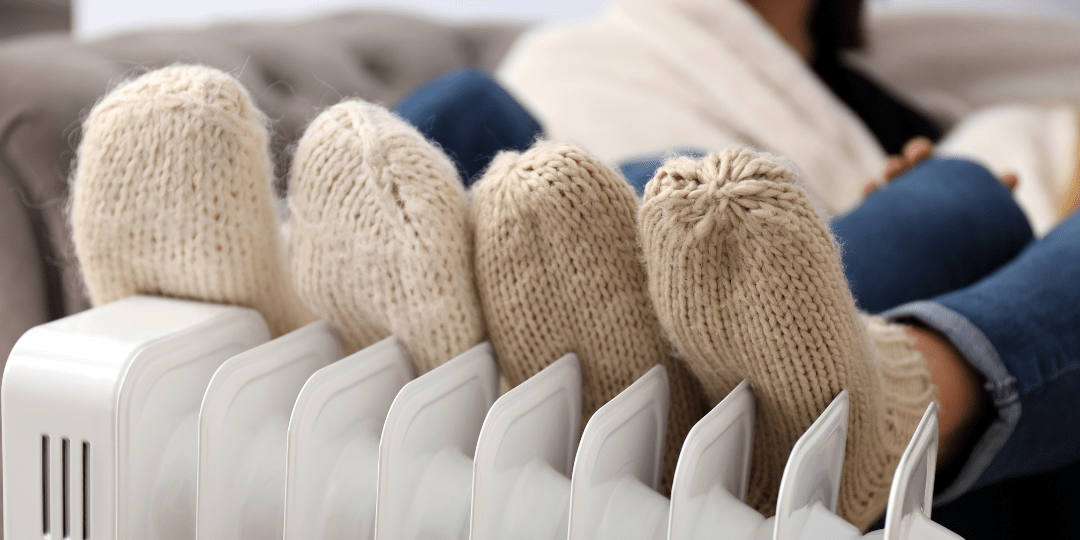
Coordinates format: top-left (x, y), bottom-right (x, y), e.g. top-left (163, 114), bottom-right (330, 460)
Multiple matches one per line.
top-left (640, 146), bottom-right (936, 527)
top-left (473, 142), bottom-right (663, 412)
top-left (472, 141), bottom-right (707, 490)
top-left (288, 100), bottom-right (483, 372)
top-left (72, 65), bottom-right (312, 336)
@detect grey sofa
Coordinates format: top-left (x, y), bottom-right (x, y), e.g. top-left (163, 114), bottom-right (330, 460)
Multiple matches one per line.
top-left (0, 11), bottom-right (525, 365)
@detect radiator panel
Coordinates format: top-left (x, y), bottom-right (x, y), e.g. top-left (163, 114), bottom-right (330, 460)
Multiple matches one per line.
top-left (2, 298), bottom-right (962, 540)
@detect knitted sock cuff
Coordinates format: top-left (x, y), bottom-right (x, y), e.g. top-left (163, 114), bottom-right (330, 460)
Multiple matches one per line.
top-left (865, 315), bottom-right (940, 435)
top-left (841, 315), bottom-right (939, 527)
top-left (1062, 114), bottom-right (1080, 218)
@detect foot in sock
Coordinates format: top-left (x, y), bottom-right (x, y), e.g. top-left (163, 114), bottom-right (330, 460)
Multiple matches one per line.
top-left (287, 100), bottom-right (484, 373)
top-left (72, 65), bottom-right (313, 336)
top-left (638, 146), bottom-right (937, 528)
top-left (470, 142), bottom-right (709, 489)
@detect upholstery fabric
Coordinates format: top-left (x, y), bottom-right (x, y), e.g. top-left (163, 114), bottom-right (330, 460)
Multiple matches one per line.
top-left (0, 12), bottom-right (524, 366)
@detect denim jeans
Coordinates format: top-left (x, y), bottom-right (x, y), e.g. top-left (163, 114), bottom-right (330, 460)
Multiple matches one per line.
top-left (874, 203), bottom-right (1080, 502)
top-left (394, 70), bottom-right (1080, 508)
top-left (394, 68), bottom-right (542, 184)
top-left (832, 159), bottom-right (1034, 314)
top-left (394, 68), bottom-right (686, 189)
top-left (830, 157), bottom-right (1080, 502)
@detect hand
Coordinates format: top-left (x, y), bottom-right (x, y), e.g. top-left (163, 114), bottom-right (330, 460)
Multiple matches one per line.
top-left (884, 136), bottom-right (935, 181)
top-left (864, 136), bottom-right (1019, 196)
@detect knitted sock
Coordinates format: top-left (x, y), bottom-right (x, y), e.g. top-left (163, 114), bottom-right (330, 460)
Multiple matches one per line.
top-left (638, 147), bottom-right (937, 529)
top-left (71, 65), bottom-right (313, 337)
top-left (471, 142), bottom-right (709, 490)
top-left (287, 100), bottom-right (484, 373)
top-left (1063, 120), bottom-right (1080, 218)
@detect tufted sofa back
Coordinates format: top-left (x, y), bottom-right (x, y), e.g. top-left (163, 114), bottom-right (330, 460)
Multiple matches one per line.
top-left (0, 11), bottom-right (525, 365)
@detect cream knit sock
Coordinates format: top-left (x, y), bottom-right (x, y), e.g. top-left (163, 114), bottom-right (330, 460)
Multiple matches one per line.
top-left (471, 142), bottom-right (708, 490)
top-left (72, 65), bottom-right (313, 337)
top-left (638, 147), bottom-right (937, 529)
top-left (287, 100), bottom-right (484, 373)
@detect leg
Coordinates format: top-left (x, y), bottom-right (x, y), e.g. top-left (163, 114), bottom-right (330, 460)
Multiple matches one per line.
top-left (638, 147), bottom-right (937, 529)
top-left (883, 208), bottom-right (1080, 503)
top-left (394, 68), bottom-right (542, 185)
top-left (72, 65), bottom-right (312, 337)
top-left (832, 158), bottom-right (1033, 313)
top-left (287, 100), bottom-right (483, 373)
top-left (470, 142), bottom-right (708, 491)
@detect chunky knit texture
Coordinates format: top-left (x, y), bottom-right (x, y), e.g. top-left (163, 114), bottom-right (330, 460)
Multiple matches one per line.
top-left (638, 146), bottom-right (937, 529)
top-left (288, 100), bottom-right (484, 373)
top-left (471, 142), bottom-right (708, 490)
top-left (1063, 123), bottom-right (1080, 218)
top-left (72, 65), bottom-right (313, 337)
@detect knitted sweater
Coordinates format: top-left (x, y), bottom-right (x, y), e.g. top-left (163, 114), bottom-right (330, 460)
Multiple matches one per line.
top-left (501, 0), bottom-right (1080, 226)
top-left (498, 0), bottom-right (888, 216)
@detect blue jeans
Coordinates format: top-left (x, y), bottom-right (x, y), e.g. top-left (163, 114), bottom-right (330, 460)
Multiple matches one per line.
top-left (395, 71), bottom-right (1080, 506)
top-left (394, 68), bottom-right (542, 184)
top-left (864, 191), bottom-right (1080, 503)
top-left (831, 158), bottom-right (1080, 504)
top-left (832, 159), bottom-right (1034, 314)
top-left (394, 68), bottom-right (679, 188)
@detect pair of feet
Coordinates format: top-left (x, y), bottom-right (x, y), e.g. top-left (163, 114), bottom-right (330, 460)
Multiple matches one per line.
top-left (71, 66), bottom-right (935, 530)
top-left (71, 65), bottom-right (483, 375)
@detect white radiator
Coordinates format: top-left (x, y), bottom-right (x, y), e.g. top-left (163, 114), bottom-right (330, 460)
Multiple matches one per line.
top-left (2, 296), bottom-right (961, 540)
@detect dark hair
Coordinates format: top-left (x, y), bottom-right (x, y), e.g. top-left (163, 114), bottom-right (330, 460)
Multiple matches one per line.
top-left (810, 0), bottom-right (865, 57)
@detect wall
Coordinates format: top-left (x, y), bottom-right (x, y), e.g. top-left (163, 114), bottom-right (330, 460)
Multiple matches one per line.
top-left (74, 0), bottom-right (611, 40)
top-left (75, 0), bottom-right (1080, 41)
top-left (872, 0), bottom-right (1080, 18)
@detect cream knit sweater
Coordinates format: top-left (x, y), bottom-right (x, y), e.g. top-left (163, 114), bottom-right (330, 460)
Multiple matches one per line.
top-left (499, 0), bottom-right (887, 216)
top-left (503, 1), bottom-right (1080, 224)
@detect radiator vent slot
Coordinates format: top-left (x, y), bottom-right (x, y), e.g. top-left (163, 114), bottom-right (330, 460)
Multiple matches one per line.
top-left (82, 442), bottom-right (90, 539)
top-left (40, 437), bottom-right (90, 539)
top-left (62, 438), bottom-right (70, 539)
top-left (41, 436), bottom-right (49, 536)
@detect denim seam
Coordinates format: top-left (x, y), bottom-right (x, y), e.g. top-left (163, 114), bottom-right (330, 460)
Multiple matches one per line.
top-left (880, 300), bottom-right (1021, 505)
top-left (1017, 359), bottom-right (1080, 398)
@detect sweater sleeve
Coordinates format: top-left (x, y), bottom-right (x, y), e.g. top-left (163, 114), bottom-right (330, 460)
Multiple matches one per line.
top-left (498, 22), bottom-right (746, 163)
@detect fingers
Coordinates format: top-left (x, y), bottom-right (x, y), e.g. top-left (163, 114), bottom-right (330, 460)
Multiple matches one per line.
top-left (902, 136), bottom-right (934, 167)
top-left (883, 136), bottom-right (935, 181)
top-left (870, 136), bottom-right (937, 196)
top-left (1001, 172), bottom-right (1020, 191)
top-left (882, 156), bottom-right (907, 182)
top-left (868, 135), bottom-right (1020, 198)
top-left (863, 179), bottom-right (884, 196)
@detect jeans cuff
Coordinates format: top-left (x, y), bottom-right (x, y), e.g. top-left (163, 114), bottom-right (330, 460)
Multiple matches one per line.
top-left (880, 300), bottom-right (1022, 505)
